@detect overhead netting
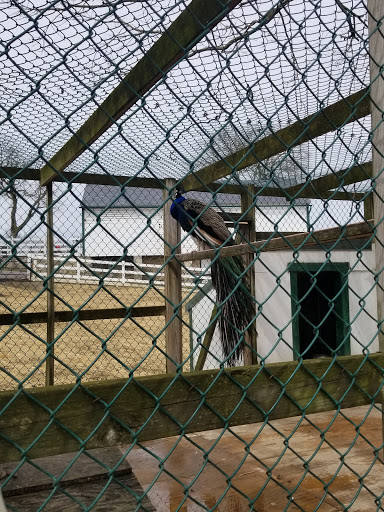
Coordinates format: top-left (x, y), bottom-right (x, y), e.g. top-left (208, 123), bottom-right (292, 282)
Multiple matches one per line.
top-left (0, 0), bottom-right (383, 511)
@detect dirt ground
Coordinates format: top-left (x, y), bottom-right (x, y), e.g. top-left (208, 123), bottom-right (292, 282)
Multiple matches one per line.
top-left (0, 281), bottom-right (193, 390)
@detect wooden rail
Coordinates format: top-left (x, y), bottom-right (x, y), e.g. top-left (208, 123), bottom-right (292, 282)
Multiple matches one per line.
top-left (177, 221), bottom-right (374, 263)
top-left (0, 354), bottom-right (382, 462)
top-left (0, 306), bottom-right (166, 326)
top-left (1, 166), bottom-right (367, 200)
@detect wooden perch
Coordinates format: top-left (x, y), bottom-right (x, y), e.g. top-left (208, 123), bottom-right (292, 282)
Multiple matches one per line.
top-left (177, 221), bottom-right (373, 262)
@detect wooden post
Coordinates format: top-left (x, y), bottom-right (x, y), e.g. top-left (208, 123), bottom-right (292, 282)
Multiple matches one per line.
top-left (364, 193), bottom-right (374, 222)
top-left (163, 179), bottom-right (182, 373)
top-left (368, 0), bottom-right (384, 457)
top-left (240, 186), bottom-right (258, 365)
top-left (45, 182), bottom-right (55, 386)
top-left (369, 0), bottom-right (384, 351)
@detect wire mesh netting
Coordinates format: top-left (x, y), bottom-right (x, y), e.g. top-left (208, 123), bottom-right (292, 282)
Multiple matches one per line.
top-left (1, 0), bottom-right (384, 510)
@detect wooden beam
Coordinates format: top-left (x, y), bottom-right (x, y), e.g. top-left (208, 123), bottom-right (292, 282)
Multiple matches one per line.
top-left (53, 172), bottom-right (165, 190)
top-left (0, 167), bottom-right (366, 201)
top-left (0, 354), bottom-right (382, 463)
top-left (285, 161), bottom-right (372, 199)
top-left (180, 89), bottom-right (370, 192)
top-left (369, 0), bottom-right (384, 456)
top-left (194, 180), bottom-right (364, 200)
top-left (0, 167), bottom-right (41, 180)
top-left (293, 191), bottom-right (364, 201)
top-left (40, 0), bottom-right (242, 186)
top-left (177, 221), bottom-right (373, 262)
top-left (163, 179), bottom-right (182, 372)
top-left (0, 306), bottom-right (166, 326)
top-left (364, 193), bottom-right (374, 222)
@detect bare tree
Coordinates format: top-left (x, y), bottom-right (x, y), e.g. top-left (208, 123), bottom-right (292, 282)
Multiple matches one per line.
top-left (210, 123), bottom-right (306, 186)
top-left (0, 139), bottom-right (46, 239)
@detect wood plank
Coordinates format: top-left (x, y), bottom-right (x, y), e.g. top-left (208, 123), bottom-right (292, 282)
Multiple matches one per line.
top-left (364, 193), bottom-right (374, 221)
top-left (285, 161), bottom-right (372, 198)
top-left (2, 167), bottom-right (166, 189)
top-left (163, 179), bottom-right (182, 373)
top-left (5, 475), bottom-right (155, 512)
top-left (40, 0), bottom-right (242, 186)
top-left (199, 180), bottom-right (365, 200)
top-left (0, 306), bottom-right (166, 326)
top-left (2, 448), bottom-right (155, 511)
top-left (368, 0), bottom-right (384, 453)
top-left (0, 354), bottom-right (382, 463)
top-left (0, 167), bottom-right (41, 180)
top-left (181, 89), bottom-right (370, 192)
top-left (177, 220), bottom-right (373, 262)
top-left (1, 447), bottom-right (131, 497)
top-left (369, 0), bottom-right (384, 351)
top-left (1, 167), bottom-right (366, 200)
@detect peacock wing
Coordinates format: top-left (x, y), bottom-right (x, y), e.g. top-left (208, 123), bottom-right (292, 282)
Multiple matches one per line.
top-left (183, 198), bottom-right (233, 245)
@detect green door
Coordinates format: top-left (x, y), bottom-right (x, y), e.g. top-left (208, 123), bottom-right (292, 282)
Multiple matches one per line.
top-left (290, 263), bottom-right (350, 360)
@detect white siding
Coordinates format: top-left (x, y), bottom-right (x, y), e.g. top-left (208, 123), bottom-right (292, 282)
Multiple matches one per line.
top-left (255, 204), bottom-right (308, 232)
top-left (84, 208), bottom-right (162, 256)
top-left (83, 208), bottom-right (197, 257)
top-left (190, 247), bottom-right (378, 368)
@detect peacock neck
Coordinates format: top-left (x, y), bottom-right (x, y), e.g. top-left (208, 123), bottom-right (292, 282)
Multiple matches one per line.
top-left (170, 196), bottom-right (186, 220)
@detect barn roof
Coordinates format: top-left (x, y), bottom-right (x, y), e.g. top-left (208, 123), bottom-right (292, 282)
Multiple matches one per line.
top-left (81, 184), bottom-right (310, 209)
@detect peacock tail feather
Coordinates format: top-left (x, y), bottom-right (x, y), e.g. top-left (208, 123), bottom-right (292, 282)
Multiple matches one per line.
top-left (211, 255), bottom-right (255, 366)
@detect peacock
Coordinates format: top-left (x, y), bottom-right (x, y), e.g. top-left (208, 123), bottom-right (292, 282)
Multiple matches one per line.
top-left (170, 190), bottom-right (255, 366)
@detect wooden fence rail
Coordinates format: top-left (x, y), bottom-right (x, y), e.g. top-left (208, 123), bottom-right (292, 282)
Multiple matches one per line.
top-left (0, 353), bottom-right (382, 463)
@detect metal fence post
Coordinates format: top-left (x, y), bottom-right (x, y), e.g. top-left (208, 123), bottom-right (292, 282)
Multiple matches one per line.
top-left (163, 179), bottom-right (182, 373)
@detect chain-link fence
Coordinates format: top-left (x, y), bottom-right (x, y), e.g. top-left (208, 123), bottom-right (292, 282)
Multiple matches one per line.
top-left (1, 0), bottom-right (384, 510)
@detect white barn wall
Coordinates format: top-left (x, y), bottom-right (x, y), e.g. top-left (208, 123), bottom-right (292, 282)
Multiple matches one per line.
top-left (190, 246), bottom-right (378, 369)
top-left (83, 205), bottom-right (309, 257)
top-left (83, 208), bottom-right (198, 256)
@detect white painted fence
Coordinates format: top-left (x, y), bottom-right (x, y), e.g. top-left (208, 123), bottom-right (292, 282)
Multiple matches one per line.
top-left (30, 256), bottom-right (209, 287)
top-left (0, 238), bottom-right (78, 257)
top-left (0, 240), bottom-right (45, 258)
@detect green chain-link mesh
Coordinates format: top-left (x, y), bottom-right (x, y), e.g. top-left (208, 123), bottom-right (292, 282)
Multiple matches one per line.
top-left (1, 0), bottom-right (384, 510)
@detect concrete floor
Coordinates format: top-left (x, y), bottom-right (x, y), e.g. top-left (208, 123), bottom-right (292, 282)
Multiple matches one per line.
top-left (125, 405), bottom-right (384, 512)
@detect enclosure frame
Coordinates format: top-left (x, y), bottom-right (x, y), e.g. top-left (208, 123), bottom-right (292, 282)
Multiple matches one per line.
top-left (0, 0), bottom-right (382, 472)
